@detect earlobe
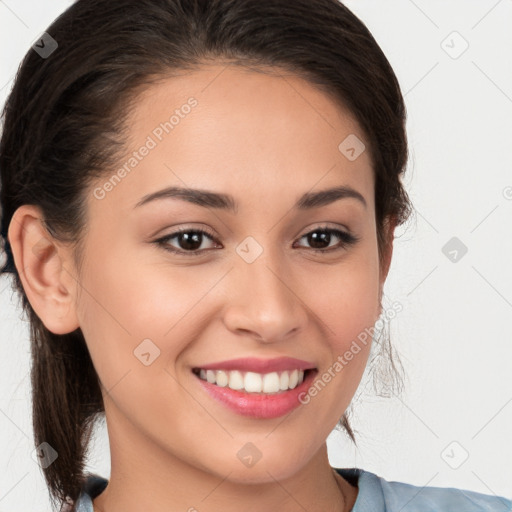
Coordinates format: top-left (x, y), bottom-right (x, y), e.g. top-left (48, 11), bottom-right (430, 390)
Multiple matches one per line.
top-left (7, 205), bottom-right (80, 335)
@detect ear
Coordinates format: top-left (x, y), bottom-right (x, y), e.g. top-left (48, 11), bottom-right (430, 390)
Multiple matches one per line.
top-left (378, 215), bottom-right (397, 305)
top-left (7, 204), bottom-right (80, 335)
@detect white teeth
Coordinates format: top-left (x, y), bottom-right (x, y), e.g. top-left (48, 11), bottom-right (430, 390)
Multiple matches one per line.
top-left (216, 370), bottom-right (229, 387)
top-left (262, 372), bottom-right (280, 393)
top-left (279, 371), bottom-right (289, 390)
top-left (244, 371), bottom-right (262, 392)
top-left (289, 369), bottom-right (298, 389)
top-left (196, 368), bottom-right (307, 394)
top-left (229, 370), bottom-right (244, 390)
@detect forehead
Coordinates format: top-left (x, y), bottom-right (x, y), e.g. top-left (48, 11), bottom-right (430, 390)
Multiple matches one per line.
top-left (90, 63), bottom-right (374, 218)
top-left (130, 63), bottom-right (368, 149)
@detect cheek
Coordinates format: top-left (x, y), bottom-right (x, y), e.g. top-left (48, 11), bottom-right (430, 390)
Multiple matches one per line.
top-left (75, 244), bottom-right (223, 388)
top-left (307, 251), bottom-right (381, 338)
top-left (74, 253), bottom-right (163, 381)
top-left (306, 251), bottom-right (381, 395)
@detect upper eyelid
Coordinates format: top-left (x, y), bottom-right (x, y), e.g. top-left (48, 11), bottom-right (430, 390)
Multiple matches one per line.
top-left (161, 221), bottom-right (353, 237)
top-left (159, 224), bottom-right (353, 242)
top-left (156, 225), bottom-right (358, 250)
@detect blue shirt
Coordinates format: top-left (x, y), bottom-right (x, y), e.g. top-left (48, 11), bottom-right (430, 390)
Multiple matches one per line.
top-left (74, 467), bottom-right (512, 511)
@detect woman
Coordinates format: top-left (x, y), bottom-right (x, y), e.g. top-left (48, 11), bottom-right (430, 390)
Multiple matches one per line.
top-left (0, 1), bottom-right (510, 511)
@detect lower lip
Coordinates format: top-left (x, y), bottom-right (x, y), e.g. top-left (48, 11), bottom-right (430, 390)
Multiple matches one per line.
top-left (194, 369), bottom-right (318, 419)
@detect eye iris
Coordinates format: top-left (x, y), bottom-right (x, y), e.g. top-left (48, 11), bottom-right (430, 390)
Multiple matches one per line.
top-left (308, 230), bottom-right (331, 249)
top-left (178, 231), bottom-right (203, 251)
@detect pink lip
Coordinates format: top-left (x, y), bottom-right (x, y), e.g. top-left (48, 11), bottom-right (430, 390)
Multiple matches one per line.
top-left (194, 368), bottom-right (318, 419)
top-left (193, 356), bottom-right (316, 373)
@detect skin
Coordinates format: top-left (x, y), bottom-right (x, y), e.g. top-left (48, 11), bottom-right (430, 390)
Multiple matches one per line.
top-left (8, 63), bottom-right (394, 512)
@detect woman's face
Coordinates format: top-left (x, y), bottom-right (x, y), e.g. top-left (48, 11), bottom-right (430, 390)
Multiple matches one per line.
top-left (70, 63), bottom-right (391, 483)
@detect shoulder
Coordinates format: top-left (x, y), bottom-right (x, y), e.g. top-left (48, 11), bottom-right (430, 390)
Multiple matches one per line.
top-left (69, 470), bottom-right (512, 512)
top-left (334, 467), bottom-right (512, 512)
top-left (377, 475), bottom-right (512, 512)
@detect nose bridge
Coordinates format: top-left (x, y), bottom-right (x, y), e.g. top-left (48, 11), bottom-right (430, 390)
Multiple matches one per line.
top-left (224, 241), bottom-right (306, 341)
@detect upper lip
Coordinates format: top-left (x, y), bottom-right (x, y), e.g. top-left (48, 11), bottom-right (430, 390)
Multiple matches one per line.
top-left (194, 357), bottom-right (316, 373)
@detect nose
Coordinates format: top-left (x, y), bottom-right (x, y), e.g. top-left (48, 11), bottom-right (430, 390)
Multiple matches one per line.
top-left (222, 248), bottom-right (308, 343)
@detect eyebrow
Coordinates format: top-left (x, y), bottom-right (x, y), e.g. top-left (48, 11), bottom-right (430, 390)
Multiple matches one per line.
top-left (134, 184), bottom-right (367, 212)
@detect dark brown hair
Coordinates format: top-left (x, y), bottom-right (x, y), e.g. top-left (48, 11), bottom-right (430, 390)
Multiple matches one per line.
top-left (0, 0), bottom-right (412, 509)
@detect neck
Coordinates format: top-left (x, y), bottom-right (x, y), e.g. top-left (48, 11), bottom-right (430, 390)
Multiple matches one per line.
top-left (92, 404), bottom-right (358, 512)
top-left (92, 444), bottom-right (357, 512)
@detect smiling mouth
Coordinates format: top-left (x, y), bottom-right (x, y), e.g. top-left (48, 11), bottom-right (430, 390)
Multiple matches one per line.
top-left (192, 367), bottom-right (317, 395)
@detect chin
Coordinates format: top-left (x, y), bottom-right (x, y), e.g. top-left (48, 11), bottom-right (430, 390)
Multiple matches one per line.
top-left (209, 448), bottom-right (310, 485)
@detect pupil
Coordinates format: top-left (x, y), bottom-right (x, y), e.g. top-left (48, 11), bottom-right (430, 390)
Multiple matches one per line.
top-left (309, 231), bottom-right (330, 249)
top-left (180, 232), bottom-right (202, 251)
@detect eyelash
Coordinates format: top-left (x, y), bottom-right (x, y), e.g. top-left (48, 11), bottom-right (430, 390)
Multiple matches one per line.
top-left (153, 226), bottom-right (360, 257)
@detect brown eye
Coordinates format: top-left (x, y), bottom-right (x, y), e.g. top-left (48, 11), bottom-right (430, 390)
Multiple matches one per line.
top-left (294, 228), bottom-right (360, 253)
top-left (155, 228), bottom-right (219, 256)
top-left (154, 226), bottom-right (360, 257)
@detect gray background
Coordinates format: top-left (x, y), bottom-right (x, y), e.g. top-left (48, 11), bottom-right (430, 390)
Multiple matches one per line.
top-left (1, 0), bottom-right (511, 510)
